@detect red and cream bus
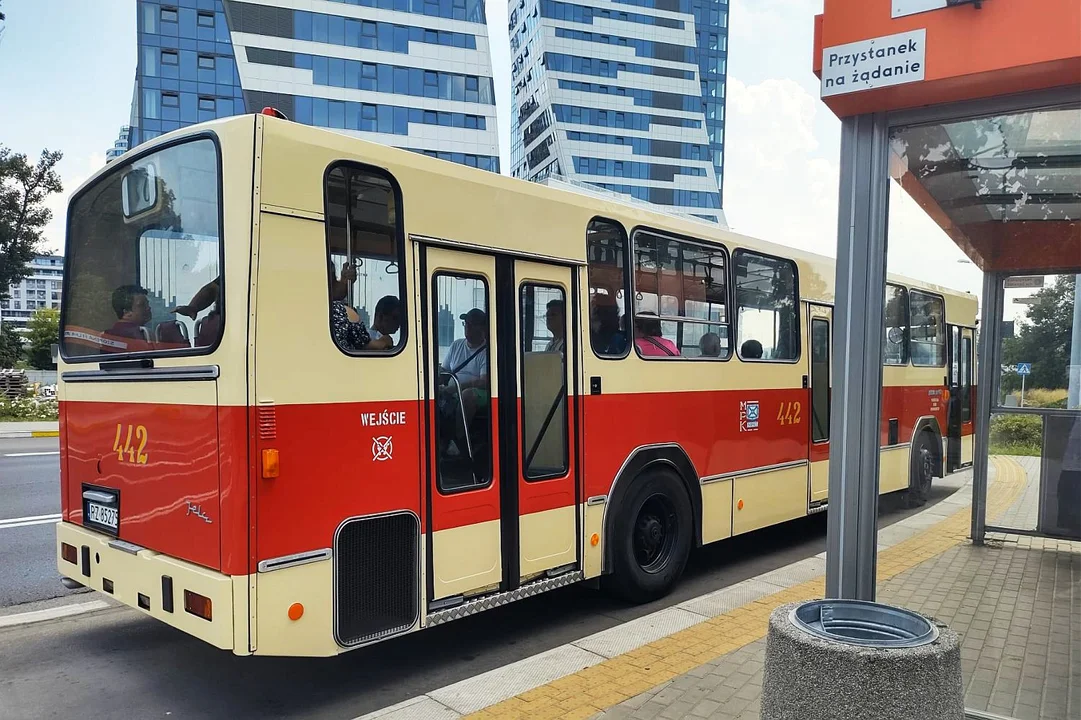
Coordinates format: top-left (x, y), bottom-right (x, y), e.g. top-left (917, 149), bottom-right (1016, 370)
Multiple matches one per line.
top-left (55, 114), bottom-right (976, 656)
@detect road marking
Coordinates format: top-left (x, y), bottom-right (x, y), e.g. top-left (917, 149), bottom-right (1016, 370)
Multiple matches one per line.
top-left (2, 451), bottom-right (60, 457)
top-left (0, 600), bottom-right (110, 629)
top-left (0, 513), bottom-right (62, 530)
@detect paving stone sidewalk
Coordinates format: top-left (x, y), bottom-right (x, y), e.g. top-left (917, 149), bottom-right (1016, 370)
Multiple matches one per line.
top-left (593, 458), bottom-right (1080, 720)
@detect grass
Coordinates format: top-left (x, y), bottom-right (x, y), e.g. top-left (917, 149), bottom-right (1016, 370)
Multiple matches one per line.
top-left (988, 441), bottom-right (1042, 457)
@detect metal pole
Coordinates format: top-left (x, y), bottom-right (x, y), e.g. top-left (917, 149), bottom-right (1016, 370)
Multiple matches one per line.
top-left (825, 112), bottom-right (889, 601)
top-left (345, 174), bottom-right (354, 309)
top-left (971, 272), bottom-right (1003, 546)
top-left (1020, 373), bottom-right (1026, 407)
top-left (1068, 275), bottom-right (1081, 410)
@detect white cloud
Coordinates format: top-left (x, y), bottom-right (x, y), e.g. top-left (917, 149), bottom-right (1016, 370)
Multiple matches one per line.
top-left (41, 152), bottom-right (106, 255)
top-left (723, 77), bottom-right (840, 258)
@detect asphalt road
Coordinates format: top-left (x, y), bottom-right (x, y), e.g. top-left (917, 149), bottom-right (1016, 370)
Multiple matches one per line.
top-left (0, 466), bottom-right (966, 720)
top-left (0, 437), bottom-right (87, 608)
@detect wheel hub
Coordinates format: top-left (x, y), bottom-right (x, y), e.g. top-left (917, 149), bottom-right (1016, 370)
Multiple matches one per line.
top-left (633, 495), bottom-right (676, 573)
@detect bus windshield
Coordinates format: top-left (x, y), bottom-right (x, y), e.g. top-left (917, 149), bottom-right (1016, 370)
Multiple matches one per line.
top-left (61, 138), bottom-right (222, 360)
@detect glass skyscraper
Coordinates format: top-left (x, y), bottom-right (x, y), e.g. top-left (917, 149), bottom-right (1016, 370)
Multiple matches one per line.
top-left (508, 0), bottom-right (729, 221)
top-left (127, 0), bottom-right (500, 172)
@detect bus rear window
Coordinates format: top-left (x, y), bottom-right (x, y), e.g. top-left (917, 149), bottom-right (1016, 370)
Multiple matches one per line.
top-left (61, 138), bottom-right (222, 360)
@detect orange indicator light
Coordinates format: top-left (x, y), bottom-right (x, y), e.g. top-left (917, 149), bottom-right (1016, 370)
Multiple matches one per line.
top-left (737, 499), bottom-right (745, 510)
top-left (288, 603), bottom-right (304, 621)
top-left (262, 449), bottom-right (280, 479)
top-left (590, 533), bottom-right (599, 547)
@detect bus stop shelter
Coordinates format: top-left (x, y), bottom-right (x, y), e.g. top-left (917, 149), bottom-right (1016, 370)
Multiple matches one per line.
top-left (811, 0), bottom-right (1081, 601)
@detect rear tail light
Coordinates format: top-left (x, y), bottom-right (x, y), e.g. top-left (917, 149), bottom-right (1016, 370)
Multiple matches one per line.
top-left (184, 590), bottom-right (213, 621)
top-left (262, 449), bottom-right (280, 479)
top-left (61, 543), bottom-right (78, 564)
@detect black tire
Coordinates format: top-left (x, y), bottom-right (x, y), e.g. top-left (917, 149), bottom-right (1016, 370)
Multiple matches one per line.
top-left (605, 469), bottom-right (693, 603)
top-left (906, 431), bottom-right (936, 508)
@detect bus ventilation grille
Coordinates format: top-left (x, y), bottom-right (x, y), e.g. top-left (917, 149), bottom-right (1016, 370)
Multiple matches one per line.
top-left (334, 513), bottom-right (420, 647)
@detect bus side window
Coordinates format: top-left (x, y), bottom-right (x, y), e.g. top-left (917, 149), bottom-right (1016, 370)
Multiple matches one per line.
top-left (734, 251), bottom-right (799, 362)
top-left (910, 290), bottom-right (946, 367)
top-left (586, 218), bottom-right (630, 359)
top-left (324, 163), bottom-right (405, 355)
top-left (631, 230), bottom-right (730, 360)
top-left (884, 283), bottom-right (909, 365)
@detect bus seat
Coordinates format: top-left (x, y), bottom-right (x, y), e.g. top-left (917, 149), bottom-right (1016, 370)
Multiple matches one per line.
top-left (155, 320), bottom-right (191, 348)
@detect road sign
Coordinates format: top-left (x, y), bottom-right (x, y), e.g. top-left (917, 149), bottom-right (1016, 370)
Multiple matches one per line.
top-left (1004, 276), bottom-right (1045, 289)
top-left (1016, 363), bottom-right (1032, 376)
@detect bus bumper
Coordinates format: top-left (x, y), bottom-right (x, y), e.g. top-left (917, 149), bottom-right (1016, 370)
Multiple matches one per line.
top-left (55, 521), bottom-right (245, 654)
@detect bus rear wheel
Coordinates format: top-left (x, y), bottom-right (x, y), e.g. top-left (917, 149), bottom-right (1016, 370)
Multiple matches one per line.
top-left (906, 431), bottom-right (936, 507)
top-left (606, 469), bottom-right (692, 604)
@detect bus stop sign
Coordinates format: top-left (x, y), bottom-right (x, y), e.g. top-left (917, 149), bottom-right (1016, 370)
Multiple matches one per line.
top-left (1016, 363), bottom-right (1031, 375)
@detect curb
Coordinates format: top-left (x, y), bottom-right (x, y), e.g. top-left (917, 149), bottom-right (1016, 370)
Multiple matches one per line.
top-left (0, 431), bottom-right (59, 439)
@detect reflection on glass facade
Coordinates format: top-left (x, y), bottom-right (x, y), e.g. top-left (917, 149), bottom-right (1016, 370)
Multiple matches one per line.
top-left (128, 0), bottom-right (499, 172)
top-left (509, 0), bottom-right (729, 221)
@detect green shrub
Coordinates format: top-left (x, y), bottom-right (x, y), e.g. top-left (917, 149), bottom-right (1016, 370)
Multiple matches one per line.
top-left (989, 414), bottom-right (1042, 448)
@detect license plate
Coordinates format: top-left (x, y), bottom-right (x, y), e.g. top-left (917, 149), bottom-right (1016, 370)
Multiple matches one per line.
top-left (82, 485), bottom-right (120, 536)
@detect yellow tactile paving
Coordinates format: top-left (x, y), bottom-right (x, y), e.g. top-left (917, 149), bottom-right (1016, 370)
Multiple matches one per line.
top-left (468, 457), bottom-right (1028, 720)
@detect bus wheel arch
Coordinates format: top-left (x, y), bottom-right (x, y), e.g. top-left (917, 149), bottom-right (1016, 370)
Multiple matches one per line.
top-left (907, 422), bottom-right (940, 507)
top-left (911, 416), bottom-right (943, 478)
top-left (601, 445), bottom-right (701, 581)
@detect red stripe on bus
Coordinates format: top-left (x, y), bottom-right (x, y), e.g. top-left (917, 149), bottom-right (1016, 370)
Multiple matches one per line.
top-left (61, 381), bottom-right (951, 573)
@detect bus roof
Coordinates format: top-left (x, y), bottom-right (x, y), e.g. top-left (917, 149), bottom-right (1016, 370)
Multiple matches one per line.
top-left (81, 114), bottom-right (977, 321)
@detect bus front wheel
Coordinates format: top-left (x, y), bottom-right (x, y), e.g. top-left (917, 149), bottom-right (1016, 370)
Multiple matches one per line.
top-left (606, 469), bottom-right (692, 604)
top-left (906, 431), bottom-right (936, 507)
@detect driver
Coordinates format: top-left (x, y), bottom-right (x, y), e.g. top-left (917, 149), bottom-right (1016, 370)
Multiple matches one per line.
top-left (438, 308), bottom-right (489, 454)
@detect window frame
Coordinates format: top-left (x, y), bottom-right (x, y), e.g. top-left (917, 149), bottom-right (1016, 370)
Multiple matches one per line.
top-left (909, 289), bottom-right (947, 368)
top-left (161, 50), bottom-right (179, 65)
top-left (59, 131), bottom-right (226, 364)
top-left (732, 248), bottom-right (801, 364)
top-left (196, 11), bottom-right (215, 27)
top-left (160, 7), bottom-right (179, 23)
top-left (518, 281), bottom-right (570, 481)
top-left (884, 282), bottom-right (910, 366)
top-left (586, 216), bottom-right (631, 361)
top-left (432, 270), bottom-right (494, 495)
top-left (321, 160), bottom-right (408, 358)
top-left (197, 55), bottom-right (216, 70)
top-left (628, 225), bottom-right (732, 362)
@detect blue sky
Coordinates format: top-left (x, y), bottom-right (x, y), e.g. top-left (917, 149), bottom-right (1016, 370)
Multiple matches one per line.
top-left (0, 1), bottom-right (135, 253)
top-left (0, 0), bottom-right (982, 296)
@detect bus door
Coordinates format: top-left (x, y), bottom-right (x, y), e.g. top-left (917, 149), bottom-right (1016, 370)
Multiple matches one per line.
top-left (945, 325), bottom-right (974, 471)
top-left (421, 246), bottom-right (503, 602)
top-left (420, 246), bottom-right (581, 606)
top-left (959, 328), bottom-right (975, 466)
top-left (513, 261), bottom-right (579, 585)
top-left (806, 305), bottom-right (832, 508)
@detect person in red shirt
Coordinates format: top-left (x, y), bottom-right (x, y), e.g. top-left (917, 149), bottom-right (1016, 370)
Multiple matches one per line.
top-left (103, 285), bottom-right (152, 351)
top-left (634, 312), bottom-right (679, 357)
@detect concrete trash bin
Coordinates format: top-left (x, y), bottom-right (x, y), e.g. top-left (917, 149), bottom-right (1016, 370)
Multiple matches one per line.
top-left (761, 600), bottom-right (964, 720)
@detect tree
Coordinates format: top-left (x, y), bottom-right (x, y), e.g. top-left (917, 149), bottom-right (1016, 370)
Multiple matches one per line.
top-left (24, 307), bottom-right (59, 370)
top-left (0, 146), bottom-right (63, 299)
top-left (0, 323), bottom-right (22, 368)
top-left (1000, 275), bottom-right (1076, 392)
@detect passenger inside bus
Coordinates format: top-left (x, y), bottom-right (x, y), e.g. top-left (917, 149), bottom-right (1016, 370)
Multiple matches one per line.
top-left (590, 298), bottom-right (627, 355)
top-left (635, 312), bottom-right (679, 357)
top-left (330, 274), bottom-right (371, 352)
top-left (741, 339), bottom-right (764, 359)
top-left (169, 274), bottom-right (223, 348)
top-left (545, 299), bottom-right (565, 354)
top-left (699, 332), bottom-right (722, 357)
top-left (104, 285), bottom-right (152, 351)
top-left (368, 295), bottom-right (401, 351)
top-left (438, 308), bottom-right (489, 458)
